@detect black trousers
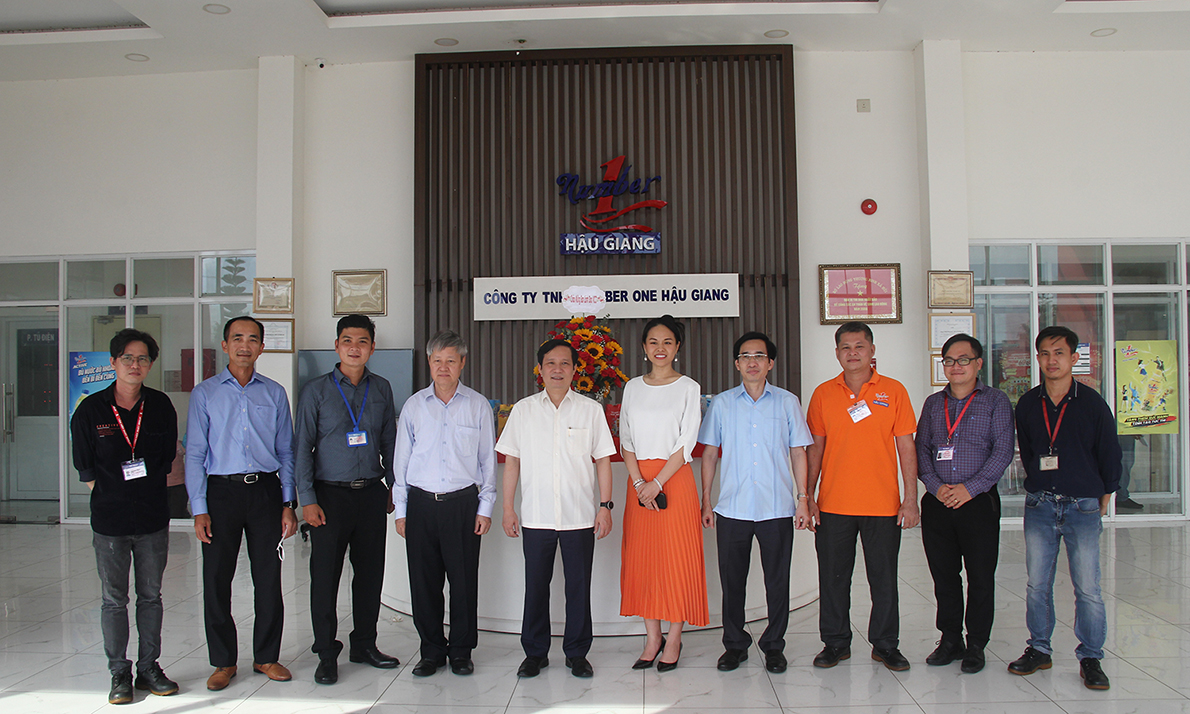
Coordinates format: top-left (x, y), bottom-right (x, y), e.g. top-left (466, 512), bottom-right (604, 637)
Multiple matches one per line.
top-left (521, 527), bottom-right (594, 659)
top-left (406, 485), bottom-right (482, 661)
top-left (717, 515), bottom-right (794, 652)
top-left (815, 512), bottom-right (901, 651)
top-left (202, 474), bottom-right (284, 667)
top-left (921, 488), bottom-right (1001, 649)
top-left (309, 479), bottom-right (388, 660)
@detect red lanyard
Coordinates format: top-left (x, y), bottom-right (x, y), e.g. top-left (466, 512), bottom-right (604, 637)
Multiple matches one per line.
top-left (1042, 398), bottom-right (1068, 454)
top-left (111, 402), bottom-right (144, 457)
top-left (943, 391), bottom-right (976, 443)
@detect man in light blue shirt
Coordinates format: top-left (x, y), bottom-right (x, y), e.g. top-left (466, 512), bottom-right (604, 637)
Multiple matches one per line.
top-left (185, 316), bottom-right (298, 691)
top-left (698, 331), bottom-right (814, 675)
top-left (393, 330), bottom-right (497, 678)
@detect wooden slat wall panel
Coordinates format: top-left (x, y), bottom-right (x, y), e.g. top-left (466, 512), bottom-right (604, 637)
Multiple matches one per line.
top-left (414, 47), bottom-right (800, 402)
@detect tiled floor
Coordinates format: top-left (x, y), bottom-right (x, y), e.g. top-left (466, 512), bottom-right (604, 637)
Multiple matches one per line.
top-left (3, 522), bottom-right (1190, 713)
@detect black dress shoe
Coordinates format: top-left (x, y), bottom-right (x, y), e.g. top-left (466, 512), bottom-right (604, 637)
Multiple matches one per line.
top-left (108, 671), bottom-right (134, 705)
top-left (961, 647), bottom-right (986, 674)
top-left (717, 648), bottom-right (749, 671)
top-left (1080, 658), bottom-right (1110, 690)
top-left (872, 647), bottom-right (910, 671)
top-left (632, 637), bottom-right (666, 670)
top-left (349, 646), bottom-right (400, 669)
top-left (314, 659), bottom-right (338, 685)
top-left (134, 663), bottom-right (179, 696)
top-left (450, 658), bottom-right (474, 675)
top-left (656, 643), bottom-right (682, 672)
top-left (1007, 647), bottom-right (1052, 676)
top-left (925, 640), bottom-right (965, 666)
top-left (812, 645), bottom-right (850, 668)
top-left (517, 656), bottom-right (548, 678)
top-left (565, 656), bottom-right (594, 678)
top-left (412, 657), bottom-right (445, 677)
top-left (764, 650), bottom-right (787, 674)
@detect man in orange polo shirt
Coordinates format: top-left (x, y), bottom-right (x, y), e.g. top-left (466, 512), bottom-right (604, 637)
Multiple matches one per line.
top-left (806, 321), bottom-right (919, 671)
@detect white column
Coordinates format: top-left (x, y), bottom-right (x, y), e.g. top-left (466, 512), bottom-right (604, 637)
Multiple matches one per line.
top-left (915, 40), bottom-right (971, 272)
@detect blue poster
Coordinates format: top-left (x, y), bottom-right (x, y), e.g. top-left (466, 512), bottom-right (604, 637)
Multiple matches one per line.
top-left (69, 351), bottom-right (116, 419)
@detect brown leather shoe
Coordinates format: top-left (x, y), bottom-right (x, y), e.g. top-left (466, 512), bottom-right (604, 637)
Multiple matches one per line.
top-left (253, 662), bottom-right (293, 681)
top-left (206, 666), bottom-right (237, 691)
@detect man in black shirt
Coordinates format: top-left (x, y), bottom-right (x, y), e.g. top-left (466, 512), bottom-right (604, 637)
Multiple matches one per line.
top-left (71, 329), bottom-right (178, 705)
top-left (1008, 326), bottom-right (1121, 691)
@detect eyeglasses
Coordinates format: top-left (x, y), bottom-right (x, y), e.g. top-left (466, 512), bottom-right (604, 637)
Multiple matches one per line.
top-left (736, 353), bottom-right (770, 363)
top-left (118, 354), bottom-right (153, 366)
top-left (941, 357), bottom-right (976, 367)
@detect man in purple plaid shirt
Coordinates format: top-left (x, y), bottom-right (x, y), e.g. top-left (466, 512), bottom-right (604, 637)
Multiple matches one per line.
top-left (915, 333), bottom-right (1015, 674)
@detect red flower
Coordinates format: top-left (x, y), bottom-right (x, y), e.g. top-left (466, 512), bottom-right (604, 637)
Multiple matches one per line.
top-left (584, 315), bottom-right (595, 326)
top-left (610, 355), bottom-right (620, 366)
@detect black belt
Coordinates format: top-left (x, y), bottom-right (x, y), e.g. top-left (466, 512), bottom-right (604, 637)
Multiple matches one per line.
top-left (210, 471), bottom-right (277, 484)
top-left (411, 484), bottom-right (478, 502)
top-left (317, 476), bottom-right (384, 490)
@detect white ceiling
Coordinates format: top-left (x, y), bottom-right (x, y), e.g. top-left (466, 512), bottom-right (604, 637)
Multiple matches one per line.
top-left (0, 0), bottom-right (1188, 82)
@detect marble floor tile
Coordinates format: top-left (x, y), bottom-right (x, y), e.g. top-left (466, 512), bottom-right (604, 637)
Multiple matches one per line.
top-left (769, 662), bottom-right (917, 709)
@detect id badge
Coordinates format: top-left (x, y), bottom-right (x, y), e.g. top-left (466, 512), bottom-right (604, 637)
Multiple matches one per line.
top-left (121, 458), bottom-right (148, 481)
top-left (1039, 455), bottom-right (1059, 471)
top-left (847, 400), bottom-right (872, 423)
top-left (936, 446), bottom-right (955, 462)
top-left (346, 431), bottom-right (368, 447)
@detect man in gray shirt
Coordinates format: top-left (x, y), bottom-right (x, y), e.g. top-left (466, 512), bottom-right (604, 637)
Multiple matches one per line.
top-left (294, 314), bottom-right (398, 685)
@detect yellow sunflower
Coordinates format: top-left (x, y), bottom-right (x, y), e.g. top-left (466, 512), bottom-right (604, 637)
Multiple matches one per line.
top-left (585, 343), bottom-right (604, 360)
top-left (574, 376), bottom-right (595, 393)
top-left (574, 328), bottom-right (594, 340)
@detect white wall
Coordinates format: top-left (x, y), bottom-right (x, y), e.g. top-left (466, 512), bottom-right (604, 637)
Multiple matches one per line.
top-left (0, 70), bottom-right (258, 256)
top-left (965, 51), bottom-right (1190, 241)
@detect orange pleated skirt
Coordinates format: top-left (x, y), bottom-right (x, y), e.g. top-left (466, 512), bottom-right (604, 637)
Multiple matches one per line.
top-left (620, 459), bottom-right (709, 625)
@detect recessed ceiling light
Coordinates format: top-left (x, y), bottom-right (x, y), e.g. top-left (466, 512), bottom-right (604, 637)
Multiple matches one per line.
top-left (764, 29), bottom-right (789, 39)
top-left (203, 3), bottom-right (231, 14)
top-left (124, 53), bottom-right (150, 62)
top-left (1090, 28), bottom-right (1117, 37)
top-left (434, 38), bottom-right (459, 47)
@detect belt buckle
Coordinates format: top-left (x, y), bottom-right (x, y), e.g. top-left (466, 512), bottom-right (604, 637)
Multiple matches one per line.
top-left (244, 473), bottom-right (259, 484)
top-left (350, 479), bottom-right (367, 490)
top-left (433, 491), bottom-right (446, 502)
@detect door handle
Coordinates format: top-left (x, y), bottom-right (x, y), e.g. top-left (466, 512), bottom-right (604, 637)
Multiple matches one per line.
top-left (1, 383), bottom-right (12, 443)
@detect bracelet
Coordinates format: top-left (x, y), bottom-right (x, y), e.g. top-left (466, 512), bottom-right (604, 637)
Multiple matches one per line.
top-left (633, 479), bottom-right (645, 488)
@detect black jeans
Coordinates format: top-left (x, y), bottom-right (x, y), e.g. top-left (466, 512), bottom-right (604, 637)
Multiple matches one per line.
top-left (93, 528), bottom-right (169, 674)
top-left (921, 489), bottom-right (1001, 649)
top-left (521, 527), bottom-right (595, 659)
top-left (716, 515), bottom-right (794, 652)
top-left (815, 512), bottom-right (901, 651)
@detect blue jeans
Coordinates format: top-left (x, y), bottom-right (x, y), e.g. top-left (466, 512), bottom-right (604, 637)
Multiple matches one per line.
top-left (1023, 491), bottom-right (1106, 661)
top-left (93, 529), bottom-right (170, 674)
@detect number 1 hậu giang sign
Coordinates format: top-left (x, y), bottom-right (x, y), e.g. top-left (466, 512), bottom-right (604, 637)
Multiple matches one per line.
top-left (473, 274), bottom-right (739, 321)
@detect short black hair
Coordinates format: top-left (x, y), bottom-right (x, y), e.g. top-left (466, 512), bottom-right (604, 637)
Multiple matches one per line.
top-left (109, 328), bottom-right (159, 362)
top-left (641, 314), bottom-right (685, 347)
top-left (834, 321), bottom-right (873, 345)
top-left (223, 315), bottom-right (265, 342)
top-left (733, 331), bottom-right (778, 361)
top-left (1035, 325), bottom-right (1079, 353)
top-left (941, 333), bottom-right (983, 359)
top-left (337, 314), bottom-right (376, 341)
top-left (537, 338), bottom-right (579, 366)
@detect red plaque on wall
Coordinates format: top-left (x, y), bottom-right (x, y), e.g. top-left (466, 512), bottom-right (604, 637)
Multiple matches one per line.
top-left (818, 263), bottom-right (902, 324)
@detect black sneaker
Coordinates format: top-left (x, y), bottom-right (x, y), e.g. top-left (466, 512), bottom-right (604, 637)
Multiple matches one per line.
top-left (1007, 647), bottom-right (1052, 675)
top-left (1080, 658), bottom-right (1110, 690)
top-left (108, 671), bottom-right (134, 705)
top-left (134, 663), bottom-right (179, 696)
top-left (872, 647), bottom-right (910, 671)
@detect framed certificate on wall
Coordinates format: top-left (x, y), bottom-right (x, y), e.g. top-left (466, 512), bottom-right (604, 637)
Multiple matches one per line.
top-left (929, 312), bottom-right (977, 350)
top-left (819, 263), bottom-right (902, 324)
top-left (928, 270), bottom-right (974, 309)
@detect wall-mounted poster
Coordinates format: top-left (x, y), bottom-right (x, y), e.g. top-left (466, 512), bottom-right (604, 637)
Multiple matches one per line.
top-left (68, 351), bottom-right (116, 419)
top-left (819, 264), bottom-right (901, 324)
top-left (1116, 340), bottom-right (1178, 435)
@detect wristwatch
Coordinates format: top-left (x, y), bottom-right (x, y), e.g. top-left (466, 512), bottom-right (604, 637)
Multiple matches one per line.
top-left (282, 500), bottom-right (298, 509)
top-left (599, 501), bottom-right (615, 511)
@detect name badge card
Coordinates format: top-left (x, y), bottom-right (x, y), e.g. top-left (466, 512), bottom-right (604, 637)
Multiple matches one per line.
top-left (848, 400), bottom-right (872, 423)
top-left (347, 431), bottom-right (368, 447)
top-left (122, 458), bottom-right (148, 481)
top-left (1039, 455), bottom-right (1059, 471)
top-left (936, 446), bottom-right (955, 462)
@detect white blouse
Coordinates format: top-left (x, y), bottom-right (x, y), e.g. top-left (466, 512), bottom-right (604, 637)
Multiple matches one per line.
top-left (619, 375), bottom-right (702, 463)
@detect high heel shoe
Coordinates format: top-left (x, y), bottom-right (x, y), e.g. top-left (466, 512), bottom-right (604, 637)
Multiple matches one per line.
top-left (657, 643), bottom-right (682, 672)
top-left (631, 637), bottom-right (666, 670)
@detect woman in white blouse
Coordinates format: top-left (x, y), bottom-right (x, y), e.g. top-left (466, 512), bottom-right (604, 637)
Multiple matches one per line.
top-left (619, 315), bottom-right (709, 671)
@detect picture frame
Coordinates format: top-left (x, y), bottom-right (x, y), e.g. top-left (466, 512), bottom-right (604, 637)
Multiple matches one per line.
top-left (332, 269), bottom-right (387, 316)
top-left (931, 353), bottom-right (947, 386)
top-left (818, 263), bottom-right (902, 324)
top-left (929, 312), bottom-right (977, 351)
top-left (259, 318), bottom-right (295, 354)
top-left (928, 270), bottom-right (975, 309)
top-left (253, 277), bottom-right (295, 314)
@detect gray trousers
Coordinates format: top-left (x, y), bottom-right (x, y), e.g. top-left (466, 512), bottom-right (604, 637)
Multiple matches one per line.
top-left (93, 528), bottom-right (169, 674)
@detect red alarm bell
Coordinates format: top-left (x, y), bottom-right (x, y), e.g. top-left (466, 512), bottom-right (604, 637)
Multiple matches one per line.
top-left (861, 199), bottom-right (877, 215)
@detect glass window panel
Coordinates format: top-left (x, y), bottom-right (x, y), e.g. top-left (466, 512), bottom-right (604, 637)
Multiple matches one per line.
top-left (1037, 245), bottom-right (1105, 286)
top-left (203, 303), bottom-right (252, 378)
top-left (133, 258), bottom-right (194, 298)
top-left (201, 256), bottom-right (256, 297)
top-left (134, 305), bottom-right (194, 519)
top-left (974, 293), bottom-right (1032, 516)
top-left (65, 304), bottom-right (125, 520)
top-left (1112, 244), bottom-right (1178, 285)
top-left (1113, 292), bottom-right (1181, 516)
top-left (0, 262), bottom-right (58, 301)
top-left (971, 245), bottom-right (1030, 286)
top-left (1038, 293), bottom-right (1107, 390)
top-left (67, 260), bottom-right (127, 300)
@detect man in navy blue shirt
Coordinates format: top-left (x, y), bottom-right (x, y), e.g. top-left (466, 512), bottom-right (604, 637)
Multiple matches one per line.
top-left (1008, 326), bottom-right (1120, 691)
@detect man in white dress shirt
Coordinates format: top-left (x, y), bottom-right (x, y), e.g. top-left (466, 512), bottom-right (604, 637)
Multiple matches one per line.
top-left (393, 330), bottom-right (497, 678)
top-left (498, 338), bottom-right (616, 679)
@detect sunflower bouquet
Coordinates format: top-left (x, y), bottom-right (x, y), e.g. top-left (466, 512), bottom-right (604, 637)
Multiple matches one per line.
top-left (534, 314), bottom-right (628, 400)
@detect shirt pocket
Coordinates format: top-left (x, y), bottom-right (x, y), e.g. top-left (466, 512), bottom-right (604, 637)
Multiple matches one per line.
top-left (566, 427), bottom-right (590, 455)
top-left (454, 423), bottom-right (480, 454)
